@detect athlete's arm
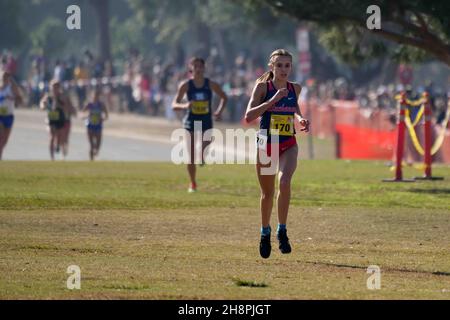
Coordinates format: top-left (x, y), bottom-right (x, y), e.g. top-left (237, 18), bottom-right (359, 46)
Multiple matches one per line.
top-left (39, 94), bottom-right (48, 110)
top-left (293, 83), bottom-right (310, 132)
top-left (210, 81), bottom-right (228, 120)
top-left (172, 81), bottom-right (190, 111)
top-left (66, 96), bottom-right (77, 117)
top-left (102, 102), bottom-right (109, 121)
top-left (65, 94), bottom-right (77, 117)
top-left (10, 77), bottom-right (23, 106)
top-left (81, 104), bottom-right (89, 120)
top-left (245, 82), bottom-right (287, 122)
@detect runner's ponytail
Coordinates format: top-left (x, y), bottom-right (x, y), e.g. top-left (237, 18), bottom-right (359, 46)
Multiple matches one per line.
top-left (256, 71), bottom-right (274, 83)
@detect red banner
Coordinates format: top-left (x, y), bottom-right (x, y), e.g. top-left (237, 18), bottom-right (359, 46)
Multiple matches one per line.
top-left (335, 124), bottom-right (396, 160)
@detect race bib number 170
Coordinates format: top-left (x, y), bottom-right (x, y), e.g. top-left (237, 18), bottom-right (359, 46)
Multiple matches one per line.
top-left (270, 115), bottom-right (294, 136)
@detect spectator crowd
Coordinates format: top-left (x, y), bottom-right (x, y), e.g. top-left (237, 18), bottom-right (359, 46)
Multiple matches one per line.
top-left (1, 49), bottom-right (449, 126)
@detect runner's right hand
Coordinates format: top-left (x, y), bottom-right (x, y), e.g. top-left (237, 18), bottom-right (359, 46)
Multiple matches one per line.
top-left (271, 88), bottom-right (289, 104)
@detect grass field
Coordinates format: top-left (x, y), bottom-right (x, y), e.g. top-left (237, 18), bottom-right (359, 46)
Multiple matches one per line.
top-left (0, 160), bottom-right (449, 299)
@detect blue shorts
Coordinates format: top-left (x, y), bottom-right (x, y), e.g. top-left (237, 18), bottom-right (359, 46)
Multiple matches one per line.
top-left (0, 115), bottom-right (14, 129)
top-left (183, 117), bottom-right (213, 132)
top-left (87, 124), bottom-right (102, 133)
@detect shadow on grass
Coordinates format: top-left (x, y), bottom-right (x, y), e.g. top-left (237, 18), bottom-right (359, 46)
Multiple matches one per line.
top-left (233, 278), bottom-right (268, 288)
top-left (403, 188), bottom-right (450, 195)
top-left (103, 284), bottom-right (151, 291)
top-left (305, 261), bottom-right (450, 277)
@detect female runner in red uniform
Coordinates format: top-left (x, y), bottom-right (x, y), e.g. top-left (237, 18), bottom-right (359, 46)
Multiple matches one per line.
top-left (245, 49), bottom-right (310, 258)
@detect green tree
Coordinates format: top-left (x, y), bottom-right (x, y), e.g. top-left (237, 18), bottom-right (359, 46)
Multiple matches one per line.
top-left (22, 0), bottom-right (112, 63)
top-left (30, 17), bottom-right (66, 57)
top-left (246, 0), bottom-right (450, 66)
top-left (89, 0), bottom-right (112, 63)
top-left (128, 0), bottom-right (212, 59)
top-left (0, 0), bottom-right (24, 49)
top-left (127, 0), bottom-right (298, 67)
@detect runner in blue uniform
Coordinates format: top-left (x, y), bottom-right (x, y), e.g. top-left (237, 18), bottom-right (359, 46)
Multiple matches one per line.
top-left (0, 71), bottom-right (22, 160)
top-left (245, 49), bottom-right (310, 258)
top-left (82, 88), bottom-right (108, 161)
top-left (40, 80), bottom-right (67, 161)
top-left (172, 57), bottom-right (228, 193)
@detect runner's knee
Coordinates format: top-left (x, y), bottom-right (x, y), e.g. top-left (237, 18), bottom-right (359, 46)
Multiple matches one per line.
top-left (261, 188), bottom-right (275, 200)
top-left (278, 174), bottom-right (292, 193)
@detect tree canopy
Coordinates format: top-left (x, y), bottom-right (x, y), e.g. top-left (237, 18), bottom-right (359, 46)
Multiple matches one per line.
top-left (5, 0), bottom-right (449, 84)
top-left (127, 0), bottom-right (297, 65)
top-left (247, 0), bottom-right (450, 66)
top-left (0, 0), bottom-right (24, 49)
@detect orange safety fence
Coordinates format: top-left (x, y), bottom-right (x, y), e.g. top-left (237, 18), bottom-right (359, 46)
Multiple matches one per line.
top-left (335, 124), bottom-right (396, 160)
top-left (301, 99), bottom-right (450, 163)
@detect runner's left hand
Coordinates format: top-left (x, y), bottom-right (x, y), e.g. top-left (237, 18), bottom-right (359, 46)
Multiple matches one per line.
top-left (299, 118), bottom-right (310, 132)
top-left (214, 112), bottom-right (222, 121)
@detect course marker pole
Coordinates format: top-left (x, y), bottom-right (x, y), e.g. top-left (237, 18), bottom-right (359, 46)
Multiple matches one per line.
top-left (414, 92), bottom-right (444, 181)
top-left (383, 92), bottom-right (415, 182)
